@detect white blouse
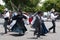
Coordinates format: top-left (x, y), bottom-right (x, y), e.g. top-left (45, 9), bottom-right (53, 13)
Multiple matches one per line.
top-left (31, 15), bottom-right (47, 25)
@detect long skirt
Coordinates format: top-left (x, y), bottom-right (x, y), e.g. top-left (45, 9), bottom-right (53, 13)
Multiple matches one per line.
top-left (41, 22), bottom-right (48, 34)
top-left (11, 23), bottom-right (27, 34)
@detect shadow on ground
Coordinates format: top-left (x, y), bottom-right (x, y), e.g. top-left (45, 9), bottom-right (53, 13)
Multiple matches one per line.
top-left (27, 37), bottom-right (43, 39)
top-left (0, 32), bottom-right (6, 35)
top-left (9, 34), bottom-right (24, 37)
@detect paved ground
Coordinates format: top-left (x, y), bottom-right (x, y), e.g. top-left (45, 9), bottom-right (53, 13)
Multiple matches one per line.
top-left (0, 18), bottom-right (60, 40)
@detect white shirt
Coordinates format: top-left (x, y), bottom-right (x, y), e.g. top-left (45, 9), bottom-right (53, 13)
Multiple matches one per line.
top-left (41, 16), bottom-right (47, 21)
top-left (23, 14), bottom-right (29, 18)
top-left (50, 13), bottom-right (58, 20)
top-left (23, 14), bottom-right (29, 24)
top-left (3, 11), bottom-right (10, 18)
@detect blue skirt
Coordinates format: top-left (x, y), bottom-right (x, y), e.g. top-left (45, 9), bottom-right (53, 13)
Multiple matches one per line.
top-left (41, 22), bottom-right (48, 34)
top-left (11, 24), bottom-right (24, 33)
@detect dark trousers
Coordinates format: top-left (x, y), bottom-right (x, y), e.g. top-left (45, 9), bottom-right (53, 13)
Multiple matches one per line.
top-left (34, 27), bottom-right (41, 37)
top-left (49, 20), bottom-right (56, 33)
top-left (3, 20), bottom-right (9, 33)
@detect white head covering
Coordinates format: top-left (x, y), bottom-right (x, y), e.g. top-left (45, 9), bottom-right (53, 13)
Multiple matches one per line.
top-left (4, 8), bottom-right (8, 11)
top-left (51, 8), bottom-right (55, 12)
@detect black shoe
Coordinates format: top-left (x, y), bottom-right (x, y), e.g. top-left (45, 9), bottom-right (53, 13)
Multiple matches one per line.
top-left (9, 29), bottom-right (11, 32)
top-left (41, 34), bottom-right (46, 36)
top-left (37, 35), bottom-right (40, 38)
top-left (53, 32), bottom-right (56, 33)
top-left (48, 29), bottom-right (50, 32)
top-left (34, 32), bottom-right (36, 36)
top-left (34, 33), bottom-right (37, 36)
top-left (4, 32), bottom-right (7, 34)
top-left (34, 34), bottom-right (36, 36)
top-left (40, 34), bottom-right (46, 36)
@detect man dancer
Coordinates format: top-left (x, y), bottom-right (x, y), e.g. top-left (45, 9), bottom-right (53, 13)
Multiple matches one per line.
top-left (3, 8), bottom-right (10, 34)
top-left (49, 9), bottom-right (58, 33)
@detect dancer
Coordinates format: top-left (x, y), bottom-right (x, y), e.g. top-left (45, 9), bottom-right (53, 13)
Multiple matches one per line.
top-left (49, 9), bottom-right (58, 33)
top-left (11, 10), bottom-right (27, 35)
top-left (3, 8), bottom-right (10, 34)
top-left (31, 11), bottom-right (48, 38)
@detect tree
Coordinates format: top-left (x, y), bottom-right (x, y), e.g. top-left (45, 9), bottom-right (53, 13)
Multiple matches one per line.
top-left (42, 0), bottom-right (60, 12)
top-left (3, 0), bottom-right (40, 12)
top-left (0, 5), bottom-right (5, 14)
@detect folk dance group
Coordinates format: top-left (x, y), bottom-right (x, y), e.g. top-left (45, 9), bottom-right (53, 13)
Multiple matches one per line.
top-left (3, 8), bottom-right (58, 39)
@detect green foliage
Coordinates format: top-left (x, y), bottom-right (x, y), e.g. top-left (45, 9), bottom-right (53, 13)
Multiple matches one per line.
top-left (3, 0), bottom-right (40, 12)
top-left (22, 5), bottom-right (41, 12)
top-left (42, 0), bottom-right (60, 12)
top-left (0, 5), bottom-right (5, 14)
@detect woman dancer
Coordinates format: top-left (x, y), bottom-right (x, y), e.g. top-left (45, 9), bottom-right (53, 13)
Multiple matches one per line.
top-left (11, 10), bottom-right (27, 35)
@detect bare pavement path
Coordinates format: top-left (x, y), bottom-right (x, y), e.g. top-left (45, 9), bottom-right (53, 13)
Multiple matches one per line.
top-left (0, 18), bottom-right (60, 40)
